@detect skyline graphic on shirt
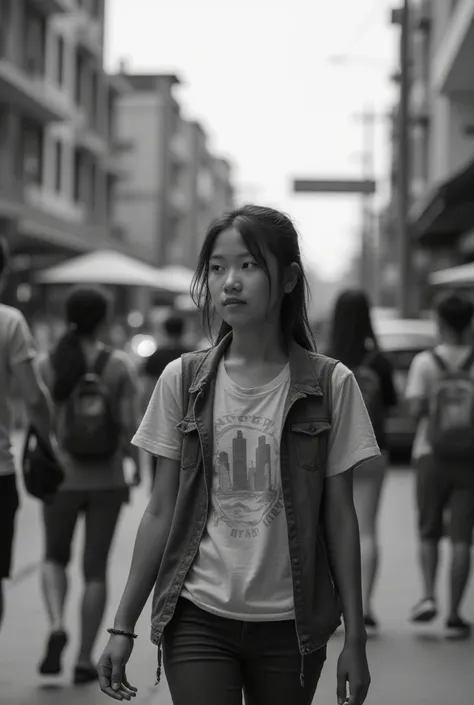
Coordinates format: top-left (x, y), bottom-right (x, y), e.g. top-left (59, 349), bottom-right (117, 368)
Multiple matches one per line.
top-left (212, 416), bottom-right (284, 534)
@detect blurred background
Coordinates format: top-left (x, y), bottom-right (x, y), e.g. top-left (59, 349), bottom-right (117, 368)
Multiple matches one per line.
top-left (1, 2), bottom-right (474, 702)
top-left (2, 0), bottom-right (474, 345)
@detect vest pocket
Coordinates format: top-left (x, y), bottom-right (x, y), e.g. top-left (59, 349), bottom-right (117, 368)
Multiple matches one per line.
top-left (291, 421), bottom-right (331, 471)
top-left (176, 418), bottom-right (200, 469)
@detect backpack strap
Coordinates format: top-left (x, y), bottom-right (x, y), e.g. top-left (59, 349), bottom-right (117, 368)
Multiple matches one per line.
top-left (430, 350), bottom-right (448, 372)
top-left (461, 349), bottom-right (474, 373)
top-left (93, 347), bottom-right (111, 376)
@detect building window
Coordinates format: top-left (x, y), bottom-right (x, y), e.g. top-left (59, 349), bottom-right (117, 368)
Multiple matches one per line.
top-left (75, 50), bottom-right (86, 106)
top-left (21, 119), bottom-right (43, 185)
top-left (89, 160), bottom-right (97, 213)
top-left (91, 70), bottom-right (98, 127)
top-left (56, 34), bottom-right (65, 87)
top-left (23, 7), bottom-right (46, 77)
top-left (73, 149), bottom-right (82, 203)
top-left (54, 140), bottom-right (62, 193)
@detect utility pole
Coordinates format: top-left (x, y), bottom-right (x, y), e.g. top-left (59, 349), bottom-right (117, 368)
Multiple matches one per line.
top-left (360, 108), bottom-right (377, 302)
top-left (396, 0), bottom-right (413, 317)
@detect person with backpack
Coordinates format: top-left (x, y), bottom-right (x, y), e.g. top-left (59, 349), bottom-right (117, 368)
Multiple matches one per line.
top-left (405, 293), bottom-right (474, 639)
top-left (36, 285), bottom-right (141, 684)
top-left (97, 205), bottom-right (379, 705)
top-left (327, 289), bottom-right (397, 632)
top-left (0, 238), bottom-right (56, 634)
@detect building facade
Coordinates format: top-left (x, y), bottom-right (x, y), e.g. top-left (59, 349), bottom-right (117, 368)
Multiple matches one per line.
top-left (378, 0), bottom-right (474, 308)
top-left (114, 72), bottom-right (234, 271)
top-left (0, 0), bottom-right (129, 281)
top-left (409, 0), bottom-right (474, 268)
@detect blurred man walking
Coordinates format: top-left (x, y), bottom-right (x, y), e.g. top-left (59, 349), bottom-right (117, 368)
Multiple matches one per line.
top-left (406, 293), bottom-right (474, 639)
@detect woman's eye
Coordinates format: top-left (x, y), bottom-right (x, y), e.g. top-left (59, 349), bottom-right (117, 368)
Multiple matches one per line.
top-left (242, 261), bottom-right (258, 270)
top-left (210, 264), bottom-right (223, 273)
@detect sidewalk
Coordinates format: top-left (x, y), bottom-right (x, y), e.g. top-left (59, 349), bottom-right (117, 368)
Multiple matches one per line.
top-left (1, 436), bottom-right (473, 704)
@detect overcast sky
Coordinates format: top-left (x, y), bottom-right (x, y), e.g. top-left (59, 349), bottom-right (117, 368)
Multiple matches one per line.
top-left (104, 0), bottom-right (399, 281)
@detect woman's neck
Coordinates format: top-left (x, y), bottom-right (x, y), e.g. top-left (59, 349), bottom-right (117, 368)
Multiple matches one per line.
top-left (227, 324), bottom-right (287, 364)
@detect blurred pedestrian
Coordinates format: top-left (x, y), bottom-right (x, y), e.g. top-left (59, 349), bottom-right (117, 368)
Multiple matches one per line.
top-left (142, 313), bottom-right (191, 489)
top-left (36, 285), bottom-right (142, 684)
top-left (0, 238), bottom-right (56, 633)
top-left (327, 289), bottom-right (397, 632)
top-left (406, 293), bottom-right (474, 639)
top-left (97, 205), bottom-right (376, 705)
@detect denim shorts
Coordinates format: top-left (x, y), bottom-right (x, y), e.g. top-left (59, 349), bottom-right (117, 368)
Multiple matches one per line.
top-left (162, 597), bottom-right (327, 705)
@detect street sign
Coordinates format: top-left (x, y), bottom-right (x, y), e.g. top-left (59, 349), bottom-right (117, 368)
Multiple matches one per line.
top-left (293, 179), bottom-right (376, 195)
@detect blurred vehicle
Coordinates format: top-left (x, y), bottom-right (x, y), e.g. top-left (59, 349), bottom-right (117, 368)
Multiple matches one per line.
top-left (373, 317), bottom-right (437, 457)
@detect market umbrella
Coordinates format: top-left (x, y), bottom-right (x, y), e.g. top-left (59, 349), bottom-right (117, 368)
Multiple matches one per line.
top-left (429, 262), bottom-right (474, 287)
top-left (35, 250), bottom-right (190, 293)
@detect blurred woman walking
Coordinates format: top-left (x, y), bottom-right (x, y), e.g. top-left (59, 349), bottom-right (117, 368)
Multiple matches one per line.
top-left (328, 289), bottom-right (397, 631)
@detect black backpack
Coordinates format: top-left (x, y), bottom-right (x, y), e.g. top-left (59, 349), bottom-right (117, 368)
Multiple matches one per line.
top-left (58, 348), bottom-right (121, 460)
top-left (427, 349), bottom-right (474, 460)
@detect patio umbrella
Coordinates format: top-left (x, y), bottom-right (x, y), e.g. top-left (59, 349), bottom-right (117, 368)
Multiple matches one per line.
top-left (35, 250), bottom-right (190, 293)
top-left (429, 262), bottom-right (474, 287)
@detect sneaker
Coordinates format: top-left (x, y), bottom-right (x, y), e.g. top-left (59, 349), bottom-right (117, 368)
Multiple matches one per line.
top-left (445, 617), bottom-right (471, 640)
top-left (410, 598), bottom-right (437, 623)
top-left (38, 630), bottom-right (68, 675)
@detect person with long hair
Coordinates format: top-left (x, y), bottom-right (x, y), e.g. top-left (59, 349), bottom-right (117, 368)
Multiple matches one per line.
top-left (98, 205), bottom-right (379, 705)
top-left (327, 289), bottom-right (397, 632)
top-left (36, 286), bottom-right (141, 684)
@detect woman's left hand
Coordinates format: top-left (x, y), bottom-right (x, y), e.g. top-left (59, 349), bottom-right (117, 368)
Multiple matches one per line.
top-left (336, 641), bottom-right (371, 705)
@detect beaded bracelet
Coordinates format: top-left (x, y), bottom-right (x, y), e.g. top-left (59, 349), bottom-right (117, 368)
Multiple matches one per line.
top-left (107, 628), bottom-right (138, 639)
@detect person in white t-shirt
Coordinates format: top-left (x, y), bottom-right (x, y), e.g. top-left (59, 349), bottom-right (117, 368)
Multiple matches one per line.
top-left (98, 205), bottom-right (379, 705)
top-left (0, 238), bottom-right (55, 633)
top-left (405, 293), bottom-right (474, 640)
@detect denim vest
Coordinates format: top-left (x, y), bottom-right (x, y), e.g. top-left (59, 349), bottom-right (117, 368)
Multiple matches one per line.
top-left (150, 335), bottom-right (342, 683)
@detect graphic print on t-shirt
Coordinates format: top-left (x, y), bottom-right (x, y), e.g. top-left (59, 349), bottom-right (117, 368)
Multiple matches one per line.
top-left (211, 413), bottom-right (284, 539)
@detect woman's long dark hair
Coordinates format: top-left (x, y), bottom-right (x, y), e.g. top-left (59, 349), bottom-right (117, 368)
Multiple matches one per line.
top-left (328, 289), bottom-right (379, 369)
top-left (191, 204), bottom-right (315, 351)
top-left (51, 286), bottom-right (111, 402)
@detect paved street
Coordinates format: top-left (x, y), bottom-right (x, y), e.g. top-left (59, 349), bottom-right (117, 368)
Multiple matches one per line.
top-left (1, 443), bottom-right (473, 704)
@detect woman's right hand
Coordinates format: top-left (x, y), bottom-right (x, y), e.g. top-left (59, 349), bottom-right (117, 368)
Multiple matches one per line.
top-left (98, 635), bottom-right (137, 701)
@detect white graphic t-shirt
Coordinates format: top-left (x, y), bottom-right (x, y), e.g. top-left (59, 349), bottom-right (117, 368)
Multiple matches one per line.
top-left (132, 356), bottom-right (380, 621)
top-left (182, 361), bottom-right (293, 620)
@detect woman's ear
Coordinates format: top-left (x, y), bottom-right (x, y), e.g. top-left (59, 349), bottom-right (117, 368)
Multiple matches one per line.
top-left (284, 262), bottom-right (300, 294)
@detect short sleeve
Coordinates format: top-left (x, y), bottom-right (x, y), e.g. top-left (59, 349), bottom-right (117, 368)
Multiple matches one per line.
top-left (326, 363), bottom-right (380, 478)
top-left (405, 351), bottom-right (432, 401)
top-left (8, 311), bottom-right (36, 369)
top-left (131, 357), bottom-right (182, 460)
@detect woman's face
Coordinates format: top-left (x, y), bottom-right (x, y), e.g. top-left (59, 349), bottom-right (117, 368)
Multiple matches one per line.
top-left (207, 227), bottom-right (282, 329)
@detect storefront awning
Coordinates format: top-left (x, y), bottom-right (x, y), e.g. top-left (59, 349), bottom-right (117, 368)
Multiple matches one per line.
top-left (35, 250), bottom-right (191, 293)
top-left (411, 158), bottom-right (474, 245)
top-left (429, 261), bottom-right (474, 287)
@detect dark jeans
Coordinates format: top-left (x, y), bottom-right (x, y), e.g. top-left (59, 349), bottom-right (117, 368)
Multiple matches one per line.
top-left (163, 598), bottom-right (327, 705)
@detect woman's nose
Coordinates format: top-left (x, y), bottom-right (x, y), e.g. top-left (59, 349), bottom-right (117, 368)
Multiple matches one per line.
top-left (223, 270), bottom-right (242, 292)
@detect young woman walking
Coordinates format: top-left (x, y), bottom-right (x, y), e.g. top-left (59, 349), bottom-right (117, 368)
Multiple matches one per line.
top-left (328, 290), bottom-right (397, 631)
top-left (98, 206), bottom-right (379, 705)
top-left (37, 286), bottom-right (141, 684)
